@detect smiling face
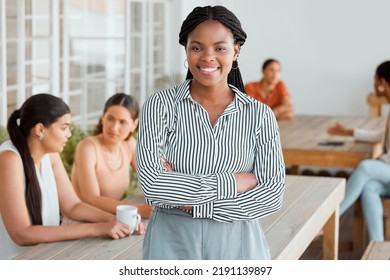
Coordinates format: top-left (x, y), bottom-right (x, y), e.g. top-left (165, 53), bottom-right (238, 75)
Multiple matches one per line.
top-left (185, 19), bottom-right (240, 89)
top-left (101, 105), bottom-right (138, 143)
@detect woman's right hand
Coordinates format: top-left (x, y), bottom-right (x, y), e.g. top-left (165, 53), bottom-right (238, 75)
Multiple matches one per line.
top-left (234, 173), bottom-right (258, 193)
top-left (326, 122), bottom-right (353, 136)
top-left (99, 221), bottom-right (130, 239)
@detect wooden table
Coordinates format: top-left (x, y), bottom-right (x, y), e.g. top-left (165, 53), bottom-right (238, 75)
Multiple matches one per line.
top-left (14, 175), bottom-right (345, 260)
top-left (279, 115), bottom-right (386, 173)
top-left (279, 115), bottom-right (386, 258)
top-left (262, 175), bottom-right (345, 260)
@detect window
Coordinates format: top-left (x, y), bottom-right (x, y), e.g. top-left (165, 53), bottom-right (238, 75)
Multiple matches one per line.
top-left (0, 0), bottom-right (170, 129)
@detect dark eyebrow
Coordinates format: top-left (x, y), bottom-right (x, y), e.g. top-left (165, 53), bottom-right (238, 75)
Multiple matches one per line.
top-left (189, 40), bottom-right (228, 45)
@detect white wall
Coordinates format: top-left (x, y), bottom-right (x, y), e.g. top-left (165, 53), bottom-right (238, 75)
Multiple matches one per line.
top-left (171, 0), bottom-right (390, 117)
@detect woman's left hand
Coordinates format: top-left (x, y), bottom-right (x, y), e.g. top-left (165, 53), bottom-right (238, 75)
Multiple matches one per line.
top-left (162, 156), bottom-right (173, 171)
top-left (133, 222), bottom-right (146, 235)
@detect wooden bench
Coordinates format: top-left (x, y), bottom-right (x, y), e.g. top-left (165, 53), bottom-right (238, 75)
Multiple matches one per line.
top-left (361, 241), bottom-right (390, 260)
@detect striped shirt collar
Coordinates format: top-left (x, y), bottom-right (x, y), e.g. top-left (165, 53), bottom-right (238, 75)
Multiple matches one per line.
top-left (173, 79), bottom-right (254, 110)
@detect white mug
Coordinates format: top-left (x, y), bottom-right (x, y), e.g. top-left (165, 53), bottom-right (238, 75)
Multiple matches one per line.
top-left (116, 205), bottom-right (141, 234)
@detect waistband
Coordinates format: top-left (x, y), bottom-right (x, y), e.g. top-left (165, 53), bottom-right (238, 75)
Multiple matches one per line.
top-left (154, 207), bottom-right (193, 218)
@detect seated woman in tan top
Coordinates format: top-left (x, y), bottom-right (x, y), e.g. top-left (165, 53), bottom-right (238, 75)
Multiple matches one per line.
top-left (71, 93), bottom-right (153, 228)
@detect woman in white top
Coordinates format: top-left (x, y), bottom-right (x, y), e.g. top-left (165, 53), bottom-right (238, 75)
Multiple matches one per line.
top-left (327, 61), bottom-right (390, 241)
top-left (0, 94), bottom-right (130, 260)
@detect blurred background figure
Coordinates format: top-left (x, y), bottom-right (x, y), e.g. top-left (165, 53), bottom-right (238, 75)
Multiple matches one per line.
top-left (245, 58), bottom-right (294, 120)
top-left (0, 94), bottom-right (130, 260)
top-left (71, 93), bottom-right (153, 221)
top-left (327, 61), bottom-right (390, 241)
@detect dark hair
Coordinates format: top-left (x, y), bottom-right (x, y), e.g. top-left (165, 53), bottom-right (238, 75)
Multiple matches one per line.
top-left (262, 58), bottom-right (280, 71)
top-left (7, 94), bottom-right (70, 225)
top-left (376, 61), bottom-right (390, 83)
top-left (179, 5), bottom-right (247, 92)
top-left (94, 93), bottom-right (139, 140)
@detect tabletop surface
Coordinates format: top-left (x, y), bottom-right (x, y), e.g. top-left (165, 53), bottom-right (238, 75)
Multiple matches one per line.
top-left (278, 115), bottom-right (386, 168)
top-left (14, 175), bottom-right (345, 260)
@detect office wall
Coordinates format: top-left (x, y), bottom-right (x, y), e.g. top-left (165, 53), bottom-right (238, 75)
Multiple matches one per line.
top-left (171, 0), bottom-right (390, 117)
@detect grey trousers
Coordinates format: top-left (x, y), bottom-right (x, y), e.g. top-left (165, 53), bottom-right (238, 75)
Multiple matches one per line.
top-left (142, 207), bottom-right (271, 260)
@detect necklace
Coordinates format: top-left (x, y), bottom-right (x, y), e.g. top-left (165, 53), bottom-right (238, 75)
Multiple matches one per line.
top-left (102, 148), bottom-right (123, 170)
top-left (101, 142), bottom-right (123, 171)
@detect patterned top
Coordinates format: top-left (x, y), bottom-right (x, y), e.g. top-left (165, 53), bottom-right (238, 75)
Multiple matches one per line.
top-left (136, 80), bottom-right (285, 223)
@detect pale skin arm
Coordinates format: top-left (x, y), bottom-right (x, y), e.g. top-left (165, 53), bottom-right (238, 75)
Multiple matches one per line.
top-left (73, 139), bottom-right (151, 225)
top-left (326, 121), bottom-right (354, 137)
top-left (272, 96), bottom-right (294, 120)
top-left (0, 151), bottom-right (130, 247)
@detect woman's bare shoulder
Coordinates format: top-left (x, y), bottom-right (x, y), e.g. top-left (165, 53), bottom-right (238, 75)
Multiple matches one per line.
top-left (124, 136), bottom-right (136, 152)
top-left (0, 149), bottom-right (20, 166)
top-left (0, 150), bottom-right (24, 181)
top-left (77, 135), bottom-right (100, 151)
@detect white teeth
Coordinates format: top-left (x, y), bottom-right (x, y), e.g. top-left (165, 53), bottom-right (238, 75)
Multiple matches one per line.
top-left (201, 68), bottom-right (217, 72)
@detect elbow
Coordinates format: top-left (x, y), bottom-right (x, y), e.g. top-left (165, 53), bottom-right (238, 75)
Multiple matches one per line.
top-left (11, 232), bottom-right (39, 246)
top-left (14, 239), bottom-right (35, 247)
top-left (287, 110), bottom-right (294, 120)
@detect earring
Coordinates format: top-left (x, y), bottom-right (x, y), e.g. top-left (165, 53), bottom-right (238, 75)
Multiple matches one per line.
top-left (39, 133), bottom-right (44, 141)
top-left (183, 59), bottom-right (188, 69)
top-left (378, 85), bottom-right (385, 93)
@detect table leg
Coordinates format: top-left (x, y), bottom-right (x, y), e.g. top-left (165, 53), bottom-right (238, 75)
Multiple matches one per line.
top-left (352, 199), bottom-right (367, 258)
top-left (322, 207), bottom-right (339, 260)
top-left (288, 165), bottom-right (299, 175)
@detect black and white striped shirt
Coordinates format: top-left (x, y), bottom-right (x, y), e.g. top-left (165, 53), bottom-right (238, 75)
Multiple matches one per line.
top-left (136, 80), bottom-right (285, 223)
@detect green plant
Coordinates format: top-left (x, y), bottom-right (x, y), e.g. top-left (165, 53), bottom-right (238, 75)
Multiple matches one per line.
top-left (0, 126), bottom-right (9, 144)
top-left (60, 124), bottom-right (89, 176)
top-left (122, 170), bottom-right (142, 199)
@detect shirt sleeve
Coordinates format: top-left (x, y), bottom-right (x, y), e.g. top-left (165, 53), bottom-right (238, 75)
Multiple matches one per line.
top-left (194, 106), bottom-right (286, 223)
top-left (136, 93), bottom-right (237, 208)
top-left (354, 128), bottom-right (383, 143)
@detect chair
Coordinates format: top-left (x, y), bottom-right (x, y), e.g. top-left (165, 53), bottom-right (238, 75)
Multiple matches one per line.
top-left (383, 197), bottom-right (390, 240)
top-left (367, 92), bottom-right (389, 117)
top-left (353, 196), bottom-right (390, 258)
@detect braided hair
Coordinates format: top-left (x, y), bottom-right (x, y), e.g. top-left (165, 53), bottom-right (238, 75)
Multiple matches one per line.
top-left (179, 5), bottom-right (247, 93)
top-left (7, 94), bottom-right (70, 225)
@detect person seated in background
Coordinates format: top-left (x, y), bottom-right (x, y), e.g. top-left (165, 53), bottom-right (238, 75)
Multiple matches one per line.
top-left (71, 93), bottom-right (153, 221)
top-left (245, 58), bottom-right (294, 120)
top-left (0, 94), bottom-right (130, 260)
top-left (326, 60), bottom-right (390, 241)
top-left (375, 65), bottom-right (387, 97)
